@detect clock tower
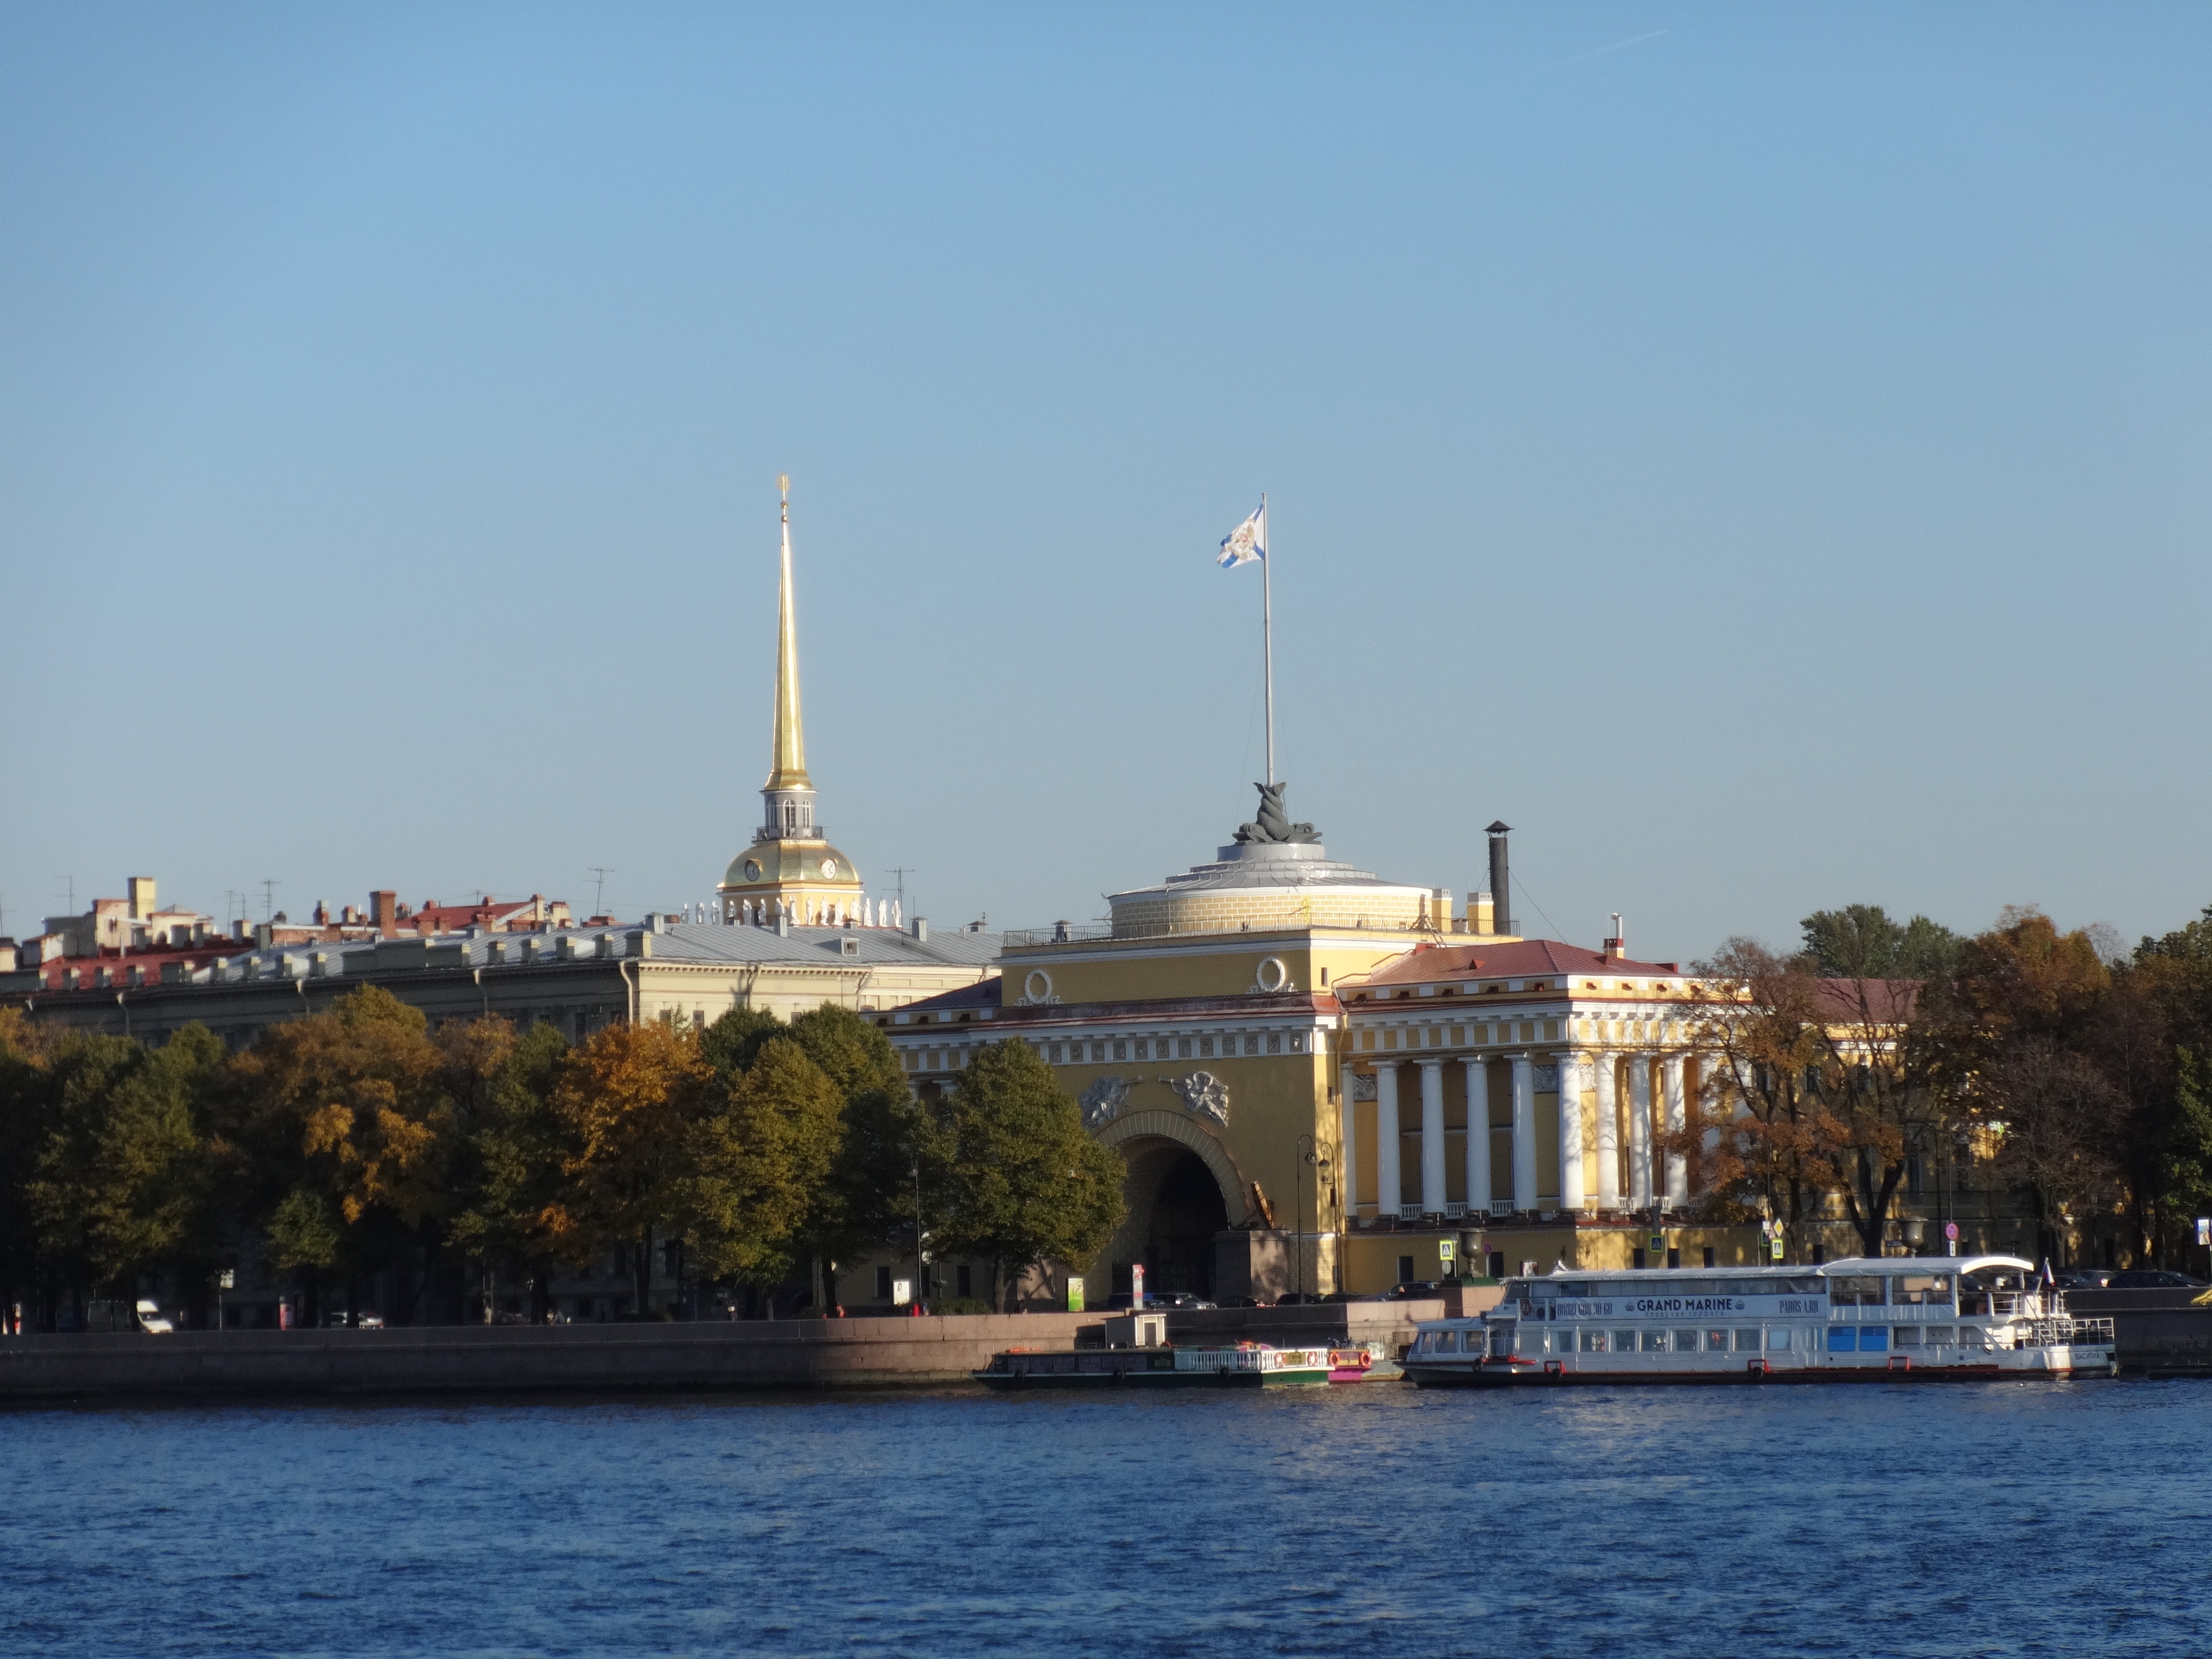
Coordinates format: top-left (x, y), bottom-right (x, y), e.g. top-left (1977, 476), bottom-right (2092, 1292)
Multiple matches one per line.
top-left (718, 478), bottom-right (868, 925)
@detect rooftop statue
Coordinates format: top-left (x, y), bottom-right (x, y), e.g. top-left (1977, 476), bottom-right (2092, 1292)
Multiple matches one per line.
top-left (1233, 781), bottom-right (1321, 846)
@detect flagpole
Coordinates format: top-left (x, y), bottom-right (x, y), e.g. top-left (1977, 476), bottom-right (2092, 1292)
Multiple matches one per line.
top-left (1261, 491), bottom-right (1274, 787)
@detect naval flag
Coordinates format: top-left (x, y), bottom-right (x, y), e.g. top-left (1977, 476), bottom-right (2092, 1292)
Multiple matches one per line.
top-left (1216, 501), bottom-right (1267, 568)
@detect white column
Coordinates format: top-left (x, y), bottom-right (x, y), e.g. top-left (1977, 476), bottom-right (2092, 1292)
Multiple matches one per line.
top-left (1662, 1054), bottom-right (1689, 1208)
top-left (1338, 1061), bottom-right (1359, 1222)
top-left (1463, 1057), bottom-right (1491, 1218)
top-left (1557, 1051), bottom-right (1586, 1214)
top-left (1628, 1055), bottom-right (1654, 1210)
top-left (1375, 1063), bottom-right (1402, 1221)
top-left (1593, 1053), bottom-right (1621, 1211)
top-left (1510, 1052), bottom-right (1537, 1214)
top-left (1419, 1061), bottom-right (1447, 1216)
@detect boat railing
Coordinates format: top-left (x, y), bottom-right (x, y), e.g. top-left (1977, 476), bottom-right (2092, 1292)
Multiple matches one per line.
top-left (1960, 1291), bottom-right (2043, 1318)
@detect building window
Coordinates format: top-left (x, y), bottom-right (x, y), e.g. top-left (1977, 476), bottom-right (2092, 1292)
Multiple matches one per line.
top-left (956, 1266), bottom-right (973, 1299)
top-left (1049, 1044), bottom-right (1064, 1063)
top-left (1632, 1248), bottom-right (1646, 1270)
top-left (1092, 1043), bottom-right (1106, 1062)
top-left (1113, 1041), bottom-right (1127, 1061)
top-left (1397, 1255), bottom-right (1416, 1284)
top-left (1702, 1247), bottom-right (1716, 1268)
top-left (1244, 1035), bottom-right (1259, 1056)
top-left (1200, 1037), bottom-right (1214, 1058)
top-left (1289, 1034), bottom-right (1304, 1053)
top-left (1179, 1038), bottom-right (1193, 1059)
top-left (1266, 1034), bottom-right (1281, 1054)
top-left (876, 1267), bottom-right (892, 1299)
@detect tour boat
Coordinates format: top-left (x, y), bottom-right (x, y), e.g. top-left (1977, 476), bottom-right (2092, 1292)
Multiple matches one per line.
top-left (1402, 1255), bottom-right (2117, 1387)
top-left (974, 1342), bottom-right (1344, 1390)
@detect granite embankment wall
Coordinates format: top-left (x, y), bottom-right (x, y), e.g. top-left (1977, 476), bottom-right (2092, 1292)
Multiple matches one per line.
top-left (0, 1301), bottom-right (1454, 1403)
top-left (2067, 1288), bottom-right (2212, 1376)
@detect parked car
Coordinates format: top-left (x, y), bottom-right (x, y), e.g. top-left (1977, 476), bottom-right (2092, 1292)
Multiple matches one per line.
top-left (1273, 1292), bottom-right (1326, 1306)
top-left (1217, 1296), bottom-right (1271, 1309)
top-left (1320, 1290), bottom-right (1386, 1304)
top-left (2055, 1269), bottom-right (2116, 1289)
top-left (1142, 1292), bottom-right (1216, 1311)
top-left (1385, 1281), bottom-right (1445, 1300)
top-left (356, 1312), bottom-right (385, 1329)
top-left (133, 1300), bottom-right (175, 1334)
top-left (2105, 1269), bottom-right (2209, 1289)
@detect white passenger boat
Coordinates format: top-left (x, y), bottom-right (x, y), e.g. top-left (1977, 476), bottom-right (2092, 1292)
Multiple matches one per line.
top-left (1404, 1255), bottom-right (2117, 1386)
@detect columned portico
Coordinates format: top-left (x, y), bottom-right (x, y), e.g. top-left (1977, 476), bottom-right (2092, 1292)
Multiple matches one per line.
top-left (1628, 1055), bottom-right (1654, 1210)
top-left (1375, 1062), bottom-right (1403, 1219)
top-left (1662, 1053), bottom-right (1689, 1208)
top-left (1557, 1051), bottom-right (1586, 1214)
top-left (1338, 1060), bottom-right (1359, 1224)
top-left (1462, 1057), bottom-right (1491, 1218)
top-left (1510, 1052), bottom-right (1537, 1214)
top-left (1593, 1053), bottom-right (1621, 1210)
top-left (1418, 1060), bottom-right (1447, 1217)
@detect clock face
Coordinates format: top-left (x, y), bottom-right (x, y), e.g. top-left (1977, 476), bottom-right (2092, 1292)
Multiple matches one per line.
top-left (819, 857), bottom-right (838, 878)
top-left (742, 860), bottom-right (762, 881)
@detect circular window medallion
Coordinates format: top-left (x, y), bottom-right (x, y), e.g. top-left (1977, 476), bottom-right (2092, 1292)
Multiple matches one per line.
top-left (819, 857), bottom-right (838, 878)
top-left (1023, 969), bottom-right (1054, 1002)
top-left (1255, 956), bottom-right (1290, 993)
top-left (742, 859), bottom-right (763, 882)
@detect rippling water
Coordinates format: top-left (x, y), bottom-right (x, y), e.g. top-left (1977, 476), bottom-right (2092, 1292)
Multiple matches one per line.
top-left (3, 1379), bottom-right (2207, 1657)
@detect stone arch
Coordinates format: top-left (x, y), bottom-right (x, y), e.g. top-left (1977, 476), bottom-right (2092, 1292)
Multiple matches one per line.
top-left (1094, 1108), bottom-right (1247, 1226)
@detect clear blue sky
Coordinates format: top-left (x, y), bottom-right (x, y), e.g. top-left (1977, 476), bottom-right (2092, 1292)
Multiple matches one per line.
top-left (4, 5), bottom-right (2208, 962)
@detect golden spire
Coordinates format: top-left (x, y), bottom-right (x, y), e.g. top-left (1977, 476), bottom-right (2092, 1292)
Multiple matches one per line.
top-left (765, 473), bottom-right (810, 791)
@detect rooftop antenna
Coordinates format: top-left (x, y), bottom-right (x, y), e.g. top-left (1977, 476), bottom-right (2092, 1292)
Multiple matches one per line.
top-left (589, 867), bottom-right (614, 914)
top-left (888, 866), bottom-right (915, 916)
top-left (261, 879), bottom-right (280, 924)
top-left (54, 876), bottom-right (75, 916)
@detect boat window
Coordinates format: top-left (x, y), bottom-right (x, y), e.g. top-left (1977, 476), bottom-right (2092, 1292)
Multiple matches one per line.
top-left (1432, 1330), bottom-right (1457, 1353)
top-left (1581, 1329), bottom-right (1608, 1353)
top-left (1734, 1329), bottom-right (1762, 1351)
top-left (1704, 1329), bottom-right (1728, 1351)
top-left (1766, 1328), bottom-right (1792, 1351)
top-left (1892, 1326), bottom-right (1923, 1347)
top-left (1489, 1328), bottom-right (1514, 1358)
top-left (1891, 1274), bottom-right (1952, 1305)
top-left (1924, 1326), bottom-right (1956, 1346)
top-left (1552, 1281), bottom-right (1593, 1298)
top-left (1612, 1329), bottom-right (1637, 1353)
top-left (1957, 1326), bottom-right (1993, 1350)
top-left (1828, 1275), bottom-right (1887, 1307)
top-left (1963, 1266), bottom-right (2032, 1293)
top-left (1671, 1329), bottom-right (1701, 1352)
top-left (1827, 1326), bottom-right (1858, 1352)
top-left (1639, 1330), bottom-right (1669, 1353)
top-left (1859, 1326), bottom-right (1889, 1351)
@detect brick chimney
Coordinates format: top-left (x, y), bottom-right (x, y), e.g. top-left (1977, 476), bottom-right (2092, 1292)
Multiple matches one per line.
top-left (370, 890), bottom-right (398, 937)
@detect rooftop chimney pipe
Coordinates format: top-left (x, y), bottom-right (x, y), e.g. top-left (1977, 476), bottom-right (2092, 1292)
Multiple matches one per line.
top-left (1485, 822), bottom-right (1512, 937)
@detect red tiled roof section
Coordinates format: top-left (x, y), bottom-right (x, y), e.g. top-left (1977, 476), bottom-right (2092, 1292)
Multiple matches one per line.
top-left (1814, 978), bottom-right (1920, 1022)
top-left (1347, 939), bottom-right (1683, 986)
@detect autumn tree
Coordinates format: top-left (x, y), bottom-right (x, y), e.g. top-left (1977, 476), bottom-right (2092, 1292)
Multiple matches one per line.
top-left (221, 985), bottom-right (461, 1321)
top-left (927, 1040), bottom-right (1124, 1309)
top-left (542, 1020), bottom-right (715, 1314)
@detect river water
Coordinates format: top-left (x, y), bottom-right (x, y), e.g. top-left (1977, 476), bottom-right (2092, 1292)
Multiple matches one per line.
top-left (2, 1378), bottom-right (2206, 1658)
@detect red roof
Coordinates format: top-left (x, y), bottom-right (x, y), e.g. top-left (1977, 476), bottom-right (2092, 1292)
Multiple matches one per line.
top-left (1814, 977), bottom-right (1920, 1022)
top-left (1346, 939), bottom-right (1683, 986)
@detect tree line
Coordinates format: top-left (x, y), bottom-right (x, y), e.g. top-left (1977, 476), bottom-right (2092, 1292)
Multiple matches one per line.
top-left (0, 988), bottom-right (1125, 1330)
top-left (1681, 901), bottom-right (2212, 1267)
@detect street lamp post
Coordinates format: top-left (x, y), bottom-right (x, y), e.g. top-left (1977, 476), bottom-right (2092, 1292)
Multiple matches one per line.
top-left (1296, 1134), bottom-right (1331, 1303)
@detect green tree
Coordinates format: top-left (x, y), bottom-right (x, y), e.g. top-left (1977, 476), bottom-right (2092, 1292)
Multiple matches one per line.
top-left (1802, 904), bottom-right (1961, 982)
top-left (24, 1027), bottom-right (217, 1320)
top-left (930, 1040), bottom-right (1125, 1310)
top-left (2163, 1048), bottom-right (2212, 1258)
top-left (446, 1020), bottom-right (572, 1315)
top-left (684, 1037), bottom-right (843, 1290)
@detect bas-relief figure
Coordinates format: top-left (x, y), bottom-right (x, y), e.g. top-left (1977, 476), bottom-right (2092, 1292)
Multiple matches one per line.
top-left (1079, 1075), bottom-right (1129, 1129)
top-left (1171, 1070), bottom-right (1230, 1126)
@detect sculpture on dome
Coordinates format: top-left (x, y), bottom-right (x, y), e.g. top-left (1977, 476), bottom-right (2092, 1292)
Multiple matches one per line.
top-left (1233, 781), bottom-right (1320, 846)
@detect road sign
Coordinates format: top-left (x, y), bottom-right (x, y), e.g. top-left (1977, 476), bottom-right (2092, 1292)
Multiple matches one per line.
top-left (1066, 1275), bottom-right (1085, 1313)
top-left (1438, 1239), bottom-right (1456, 1263)
top-left (1770, 1236), bottom-right (1785, 1261)
top-left (891, 1278), bottom-right (912, 1306)
top-left (2197, 1218), bottom-right (2210, 1247)
top-left (1945, 1222), bottom-right (1960, 1241)
top-left (1649, 1233), bottom-right (1664, 1254)
top-left (1131, 1263), bottom-right (1146, 1309)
